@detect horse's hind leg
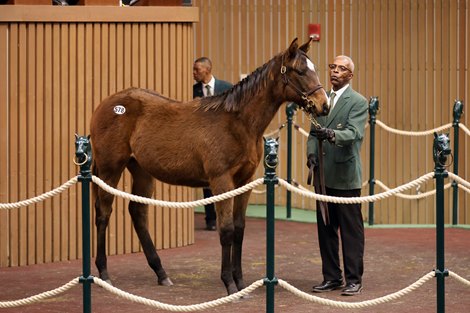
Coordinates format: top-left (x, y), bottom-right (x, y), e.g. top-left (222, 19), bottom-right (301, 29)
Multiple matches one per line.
top-left (232, 191), bottom-right (251, 291)
top-left (127, 159), bottom-right (173, 286)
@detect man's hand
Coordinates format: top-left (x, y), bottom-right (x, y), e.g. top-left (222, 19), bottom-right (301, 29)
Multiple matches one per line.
top-left (306, 154), bottom-right (318, 169)
top-left (311, 127), bottom-right (335, 142)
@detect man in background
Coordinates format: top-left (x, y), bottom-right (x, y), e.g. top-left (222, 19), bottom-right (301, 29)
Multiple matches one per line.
top-left (193, 57), bottom-right (232, 230)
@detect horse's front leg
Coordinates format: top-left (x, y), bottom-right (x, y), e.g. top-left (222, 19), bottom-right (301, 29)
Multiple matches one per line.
top-left (232, 191), bottom-right (251, 291)
top-left (216, 197), bottom-right (238, 294)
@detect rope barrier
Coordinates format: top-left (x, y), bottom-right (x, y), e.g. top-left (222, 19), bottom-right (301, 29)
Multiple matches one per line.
top-left (374, 180), bottom-right (452, 200)
top-left (93, 277), bottom-right (264, 312)
top-left (264, 123), bottom-right (286, 137)
top-left (278, 271), bottom-right (436, 309)
top-left (0, 278), bottom-right (79, 308)
top-left (459, 123), bottom-right (470, 136)
top-left (92, 175), bottom-right (264, 209)
top-left (2, 271), bottom-right (469, 310)
top-left (448, 172), bottom-right (470, 190)
top-left (1, 170), bottom-right (470, 310)
top-left (375, 120), bottom-right (453, 136)
top-left (2, 172), bottom-right (469, 214)
top-left (292, 119), bottom-right (470, 139)
top-left (278, 172), bottom-right (436, 204)
top-left (449, 271), bottom-right (470, 287)
top-left (0, 177), bottom-right (78, 210)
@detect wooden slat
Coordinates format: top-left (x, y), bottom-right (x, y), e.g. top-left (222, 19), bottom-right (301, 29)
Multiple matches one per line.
top-left (17, 23), bottom-right (27, 266)
top-left (0, 25), bottom-right (8, 267)
top-left (26, 23), bottom-right (36, 265)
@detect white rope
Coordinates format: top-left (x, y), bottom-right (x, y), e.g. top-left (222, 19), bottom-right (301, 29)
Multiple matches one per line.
top-left (0, 278), bottom-right (79, 308)
top-left (458, 123), bottom-right (470, 136)
top-left (93, 277), bottom-right (264, 312)
top-left (264, 123), bottom-right (286, 137)
top-left (376, 120), bottom-right (452, 136)
top-left (1, 271), bottom-right (469, 310)
top-left (374, 180), bottom-right (452, 200)
top-left (448, 173), bottom-right (470, 190)
top-left (458, 183), bottom-right (470, 194)
top-left (92, 176), bottom-right (264, 209)
top-left (0, 177), bottom-right (78, 210)
top-left (294, 123), bottom-right (310, 137)
top-left (449, 271), bottom-right (470, 286)
top-left (278, 271), bottom-right (435, 309)
top-left (295, 120), bottom-right (455, 138)
top-left (278, 172), bottom-right (435, 204)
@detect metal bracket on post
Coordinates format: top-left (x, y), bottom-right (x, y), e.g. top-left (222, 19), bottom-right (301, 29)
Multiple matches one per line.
top-left (451, 100), bottom-right (464, 225)
top-left (433, 132), bottom-right (451, 313)
top-left (368, 97), bottom-right (379, 226)
top-left (74, 134), bottom-right (94, 313)
top-left (263, 137), bottom-right (279, 313)
top-left (285, 102), bottom-right (297, 219)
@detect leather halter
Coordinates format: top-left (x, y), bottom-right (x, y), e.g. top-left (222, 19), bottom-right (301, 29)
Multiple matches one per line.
top-left (280, 55), bottom-right (324, 113)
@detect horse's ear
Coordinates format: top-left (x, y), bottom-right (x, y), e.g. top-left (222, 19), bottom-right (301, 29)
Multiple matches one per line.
top-left (287, 38), bottom-right (299, 58)
top-left (434, 132), bottom-right (438, 138)
top-left (75, 133), bottom-right (79, 140)
top-left (299, 37), bottom-right (313, 53)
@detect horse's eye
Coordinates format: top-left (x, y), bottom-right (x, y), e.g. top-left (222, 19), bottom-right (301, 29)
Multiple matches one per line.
top-left (294, 68), bottom-right (306, 75)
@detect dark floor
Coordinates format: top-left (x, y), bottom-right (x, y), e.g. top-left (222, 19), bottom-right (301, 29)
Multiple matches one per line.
top-left (1, 213), bottom-right (469, 313)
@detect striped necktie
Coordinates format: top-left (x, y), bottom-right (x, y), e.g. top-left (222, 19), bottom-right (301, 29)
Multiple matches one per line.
top-left (329, 92), bottom-right (336, 114)
top-left (205, 85), bottom-right (212, 97)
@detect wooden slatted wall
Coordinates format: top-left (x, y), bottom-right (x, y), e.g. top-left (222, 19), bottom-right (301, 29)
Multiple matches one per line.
top-left (193, 0), bottom-right (469, 225)
top-left (0, 6), bottom-right (198, 267)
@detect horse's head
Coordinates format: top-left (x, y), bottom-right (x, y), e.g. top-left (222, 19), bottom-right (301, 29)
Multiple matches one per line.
top-left (74, 134), bottom-right (92, 166)
top-left (278, 38), bottom-right (329, 117)
top-left (433, 132), bottom-right (451, 166)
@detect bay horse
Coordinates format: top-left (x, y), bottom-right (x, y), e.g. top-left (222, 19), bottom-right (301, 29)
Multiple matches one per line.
top-left (90, 37), bottom-right (329, 295)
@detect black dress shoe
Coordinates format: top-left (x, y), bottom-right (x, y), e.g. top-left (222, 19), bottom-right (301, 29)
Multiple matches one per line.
top-left (205, 220), bottom-right (216, 231)
top-left (341, 283), bottom-right (362, 296)
top-left (312, 279), bottom-right (344, 293)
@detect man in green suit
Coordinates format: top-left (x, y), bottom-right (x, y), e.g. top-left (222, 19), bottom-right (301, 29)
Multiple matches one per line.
top-left (307, 55), bottom-right (368, 296)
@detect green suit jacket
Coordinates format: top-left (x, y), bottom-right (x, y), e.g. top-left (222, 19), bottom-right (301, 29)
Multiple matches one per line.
top-left (306, 86), bottom-right (368, 190)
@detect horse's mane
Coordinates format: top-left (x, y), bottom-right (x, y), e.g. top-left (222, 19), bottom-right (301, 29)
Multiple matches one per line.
top-left (197, 53), bottom-right (281, 112)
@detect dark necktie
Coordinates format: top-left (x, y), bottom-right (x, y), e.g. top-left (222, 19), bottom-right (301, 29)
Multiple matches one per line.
top-left (329, 92), bottom-right (336, 115)
top-left (205, 85), bottom-right (212, 97)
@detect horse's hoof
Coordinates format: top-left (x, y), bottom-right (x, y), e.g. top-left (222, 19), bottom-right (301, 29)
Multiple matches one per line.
top-left (227, 283), bottom-right (239, 295)
top-left (236, 280), bottom-right (246, 291)
top-left (158, 277), bottom-right (173, 286)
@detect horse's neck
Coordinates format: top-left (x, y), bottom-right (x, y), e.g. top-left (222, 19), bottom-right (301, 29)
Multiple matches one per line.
top-left (239, 87), bottom-right (284, 137)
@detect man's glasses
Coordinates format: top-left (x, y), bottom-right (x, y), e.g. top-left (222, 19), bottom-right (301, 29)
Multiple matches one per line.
top-left (328, 64), bottom-right (352, 73)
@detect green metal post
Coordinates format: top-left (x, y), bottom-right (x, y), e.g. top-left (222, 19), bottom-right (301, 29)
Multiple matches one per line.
top-left (368, 97), bottom-right (379, 226)
top-left (263, 138), bottom-right (279, 313)
top-left (285, 102), bottom-right (297, 219)
top-left (433, 133), bottom-right (450, 313)
top-left (75, 135), bottom-right (93, 313)
top-left (451, 100), bottom-right (464, 225)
